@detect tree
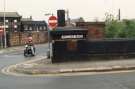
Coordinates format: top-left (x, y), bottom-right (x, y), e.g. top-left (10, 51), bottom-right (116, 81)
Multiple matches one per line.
top-left (104, 12), bottom-right (135, 38)
top-left (105, 20), bottom-right (126, 38)
top-left (105, 12), bottom-right (125, 38)
top-left (123, 20), bottom-right (135, 38)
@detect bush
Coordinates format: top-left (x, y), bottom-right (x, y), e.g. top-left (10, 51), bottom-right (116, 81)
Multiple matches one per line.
top-left (105, 15), bottom-right (135, 38)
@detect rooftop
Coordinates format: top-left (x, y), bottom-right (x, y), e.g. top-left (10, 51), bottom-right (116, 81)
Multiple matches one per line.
top-left (0, 12), bottom-right (21, 17)
top-left (21, 21), bottom-right (47, 25)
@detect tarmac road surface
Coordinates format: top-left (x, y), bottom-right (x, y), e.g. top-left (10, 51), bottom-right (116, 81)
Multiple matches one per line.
top-left (1, 44), bottom-right (135, 89)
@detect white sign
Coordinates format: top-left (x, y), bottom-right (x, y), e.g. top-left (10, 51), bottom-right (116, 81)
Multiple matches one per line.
top-left (61, 35), bottom-right (84, 39)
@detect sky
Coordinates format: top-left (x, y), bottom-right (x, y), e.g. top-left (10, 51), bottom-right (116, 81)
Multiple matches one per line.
top-left (0, 0), bottom-right (135, 21)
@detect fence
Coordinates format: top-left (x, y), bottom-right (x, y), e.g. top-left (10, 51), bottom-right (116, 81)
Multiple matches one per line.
top-left (52, 39), bottom-right (135, 62)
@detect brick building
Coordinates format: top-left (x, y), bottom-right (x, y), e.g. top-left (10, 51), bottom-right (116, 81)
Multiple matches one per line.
top-left (21, 21), bottom-right (47, 32)
top-left (76, 22), bottom-right (105, 40)
top-left (0, 12), bottom-right (48, 47)
top-left (0, 12), bottom-right (22, 32)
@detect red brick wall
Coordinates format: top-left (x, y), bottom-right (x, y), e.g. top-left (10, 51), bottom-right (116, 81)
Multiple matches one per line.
top-left (9, 32), bottom-right (20, 46)
top-left (87, 26), bottom-right (104, 40)
top-left (9, 31), bottom-right (48, 46)
top-left (76, 22), bottom-right (105, 40)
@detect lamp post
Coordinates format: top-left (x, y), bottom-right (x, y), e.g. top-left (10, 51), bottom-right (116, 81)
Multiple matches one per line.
top-left (3, 0), bottom-right (7, 48)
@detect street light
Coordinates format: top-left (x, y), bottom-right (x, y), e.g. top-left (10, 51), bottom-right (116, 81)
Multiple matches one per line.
top-left (3, 0), bottom-right (7, 48)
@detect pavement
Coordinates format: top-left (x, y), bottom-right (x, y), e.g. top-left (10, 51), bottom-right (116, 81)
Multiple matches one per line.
top-left (2, 45), bottom-right (135, 76)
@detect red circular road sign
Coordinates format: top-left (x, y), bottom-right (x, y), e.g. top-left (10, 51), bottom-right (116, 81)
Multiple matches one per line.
top-left (48, 16), bottom-right (57, 29)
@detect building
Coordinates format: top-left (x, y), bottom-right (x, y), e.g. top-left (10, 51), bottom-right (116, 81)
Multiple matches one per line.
top-left (76, 22), bottom-right (105, 29)
top-left (21, 16), bottom-right (47, 32)
top-left (21, 21), bottom-right (47, 32)
top-left (0, 12), bottom-right (48, 47)
top-left (76, 22), bottom-right (105, 39)
top-left (0, 12), bottom-right (48, 32)
top-left (66, 17), bottom-right (85, 27)
top-left (21, 16), bottom-right (33, 21)
top-left (0, 12), bottom-right (22, 32)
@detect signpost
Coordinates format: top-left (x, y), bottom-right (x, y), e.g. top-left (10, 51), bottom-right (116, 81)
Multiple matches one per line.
top-left (47, 15), bottom-right (57, 60)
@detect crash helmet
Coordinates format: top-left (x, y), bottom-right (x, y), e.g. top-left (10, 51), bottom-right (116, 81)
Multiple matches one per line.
top-left (28, 36), bottom-right (32, 41)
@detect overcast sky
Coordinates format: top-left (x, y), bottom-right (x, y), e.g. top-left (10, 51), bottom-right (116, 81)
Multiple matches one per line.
top-left (0, 0), bottom-right (135, 21)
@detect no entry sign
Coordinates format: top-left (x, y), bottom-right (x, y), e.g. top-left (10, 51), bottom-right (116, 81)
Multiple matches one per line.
top-left (48, 16), bottom-right (57, 29)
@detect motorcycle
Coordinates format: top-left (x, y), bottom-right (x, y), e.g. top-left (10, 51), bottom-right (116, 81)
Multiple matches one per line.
top-left (24, 44), bottom-right (35, 57)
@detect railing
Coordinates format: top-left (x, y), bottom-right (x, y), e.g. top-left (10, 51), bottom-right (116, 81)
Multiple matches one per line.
top-left (52, 39), bottom-right (135, 62)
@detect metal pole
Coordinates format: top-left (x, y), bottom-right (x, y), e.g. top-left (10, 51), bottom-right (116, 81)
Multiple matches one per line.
top-left (118, 9), bottom-right (121, 21)
top-left (47, 26), bottom-right (51, 59)
top-left (66, 9), bottom-right (70, 26)
top-left (45, 13), bottom-right (52, 60)
top-left (3, 0), bottom-right (7, 48)
top-left (0, 35), bottom-right (3, 48)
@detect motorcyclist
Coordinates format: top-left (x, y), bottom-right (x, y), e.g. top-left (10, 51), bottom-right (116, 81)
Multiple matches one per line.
top-left (25, 35), bottom-right (35, 55)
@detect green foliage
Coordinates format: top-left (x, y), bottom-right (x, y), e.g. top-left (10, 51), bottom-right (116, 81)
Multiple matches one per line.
top-left (124, 20), bottom-right (135, 38)
top-left (105, 13), bottom-right (135, 38)
top-left (105, 20), bottom-right (126, 38)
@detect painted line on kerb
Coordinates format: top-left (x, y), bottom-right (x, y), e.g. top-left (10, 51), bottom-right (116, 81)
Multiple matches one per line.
top-left (2, 66), bottom-right (135, 77)
top-left (1, 55), bottom-right (47, 77)
top-left (2, 55), bottom-right (135, 77)
top-left (2, 61), bottom-right (135, 77)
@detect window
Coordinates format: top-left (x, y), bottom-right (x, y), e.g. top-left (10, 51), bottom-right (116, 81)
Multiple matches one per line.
top-left (14, 19), bottom-right (17, 23)
top-left (5, 25), bottom-right (9, 28)
top-left (36, 27), bottom-right (39, 32)
top-left (5, 20), bottom-right (8, 23)
top-left (29, 26), bottom-right (32, 30)
top-left (24, 25), bottom-right (28, 30)
top-left (44, 26), bottom-right (47, 30)
top-left (14, 25), bottom-right (17, 28)
top-left (39, 26), bottom-right (42, 30)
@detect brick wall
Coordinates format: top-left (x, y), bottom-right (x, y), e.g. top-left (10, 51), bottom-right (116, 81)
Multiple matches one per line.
top-left (9, 31), bottom-right (48, 46)
top-left (87, 26), bottom-right (104, 40)
top-left (76, 22), bottom-right (105, 40)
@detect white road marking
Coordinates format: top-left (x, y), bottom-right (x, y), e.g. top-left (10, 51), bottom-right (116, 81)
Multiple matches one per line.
top-left (2, 55), bottom-right (135, 77)
top-left (1, 55), bottom-right (48, 77)
top-left (2, 64), bottom-right (135, 77)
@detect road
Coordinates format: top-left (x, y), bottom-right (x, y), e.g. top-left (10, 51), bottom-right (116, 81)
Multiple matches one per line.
top-left (0, 44), bottom-right (48, 68)
top-left (1, 44), bottom-right (135, 89)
